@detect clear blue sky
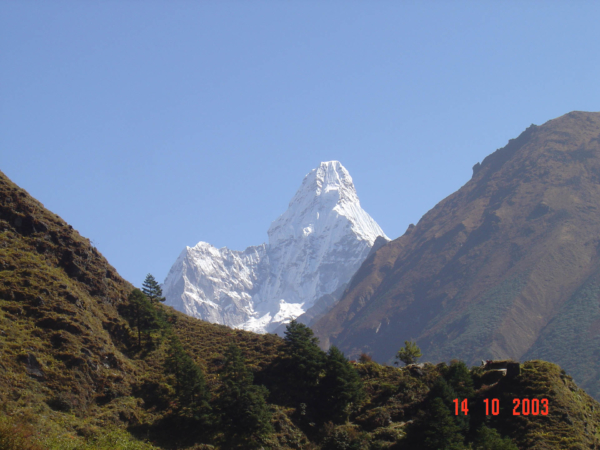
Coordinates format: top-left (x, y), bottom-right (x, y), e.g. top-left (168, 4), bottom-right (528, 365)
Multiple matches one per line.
top-left (2, 1), bottom-right (599, 287)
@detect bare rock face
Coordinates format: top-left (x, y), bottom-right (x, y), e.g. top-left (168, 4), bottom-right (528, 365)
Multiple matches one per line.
top-left (19, 353), bottom-right (45, 380)
top-left (163, 161), bottom-right (388, 333)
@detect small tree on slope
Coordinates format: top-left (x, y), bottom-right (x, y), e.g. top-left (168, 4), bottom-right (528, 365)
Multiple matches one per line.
top-left (126, 289), bottom-right (160, 348)
top-left (320, 345), bottom-right (365, 423)
top-left (217, 344), bottom-right (273, 448)
top-left (165, 336), bottom-right (209, 415)
top-left (142, 273), bottom-right (165, 304)
top-left (282, 320), bottom-right (327, 405)
top-left (395, 340), bottom-right (422, 366)
top-left (421, 397), bottom-right (466, 450)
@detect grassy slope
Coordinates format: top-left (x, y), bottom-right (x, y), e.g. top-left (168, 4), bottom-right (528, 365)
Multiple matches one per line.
top-left (2, 168), bottom-right (600, 449)
top-left (0, 169), bottom-right (287, 448)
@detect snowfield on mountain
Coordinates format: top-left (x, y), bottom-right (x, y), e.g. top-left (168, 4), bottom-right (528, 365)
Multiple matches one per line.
top-left (162, 161), bottom-right (388, 333)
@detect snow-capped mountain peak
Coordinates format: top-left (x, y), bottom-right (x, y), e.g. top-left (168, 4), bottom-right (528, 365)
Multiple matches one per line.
top-left (163, 161), bottom-right (388, 333)
top-left (305, 160), bottom-right (356, 197)
top-left (268, 161), bottom-right (387, 247)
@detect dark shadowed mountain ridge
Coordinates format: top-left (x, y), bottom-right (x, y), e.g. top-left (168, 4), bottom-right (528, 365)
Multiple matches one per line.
top-left (314, 111), bottom-right (600, 399)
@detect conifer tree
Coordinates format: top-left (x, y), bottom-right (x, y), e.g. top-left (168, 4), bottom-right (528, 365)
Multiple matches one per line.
top-left (283, 320), bottom-right (327, 394)
top-left (395, 340), bottom-right (422, 366)
top-left (273, 319), bottom-right (329, 417)
top-left (430, 375), bottom-right (470, 435)
top-left (421, 397), bottom-right (466, 450)
top-left (428, 377), bottom-right (458, 408)
top-left (142, 273), bottom-right (165, 303)
top-left (446, 360), bottom-right (475, 400)
top-left (320, 346), bottom-right (365, 423)
top-left (217, 344), bottom-right (273, 448)
top-left (165, 336), bottom-right (209, 415)
top-left (126, 289), bottom-right (160, 348)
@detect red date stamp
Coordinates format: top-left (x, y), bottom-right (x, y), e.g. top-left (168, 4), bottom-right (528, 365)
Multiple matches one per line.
top-left (512, 398), bottom-right (548, 416)
top-left (453, 398), bottom-right (548, 416)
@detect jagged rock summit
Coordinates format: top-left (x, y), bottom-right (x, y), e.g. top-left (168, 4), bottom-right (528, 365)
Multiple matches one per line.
top-left (162, 161), bottom-right (388, 333)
